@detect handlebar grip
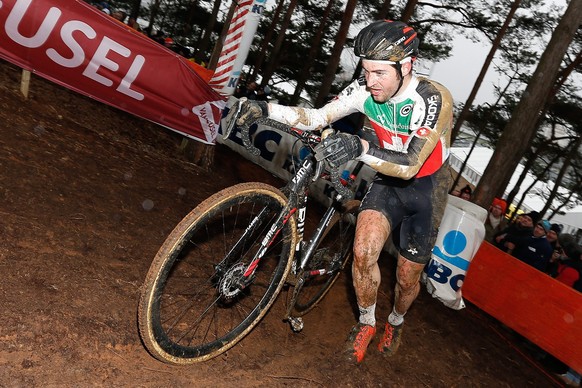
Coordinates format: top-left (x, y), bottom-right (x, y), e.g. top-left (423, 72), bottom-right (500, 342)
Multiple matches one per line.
top-left (240, 124), bottom-right (260, 156)
top-left (239, 117), bottom-right (293, 156)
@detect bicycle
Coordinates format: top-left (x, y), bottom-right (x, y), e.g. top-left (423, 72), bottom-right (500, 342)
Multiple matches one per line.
top-left (137, 98), bottom-right (363, 365)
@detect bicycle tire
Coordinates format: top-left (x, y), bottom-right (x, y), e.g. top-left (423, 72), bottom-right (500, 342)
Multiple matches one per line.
top-left (290, 200), bottom-right (360, 316)
top-left (138, 182), bottom-right (296, 364)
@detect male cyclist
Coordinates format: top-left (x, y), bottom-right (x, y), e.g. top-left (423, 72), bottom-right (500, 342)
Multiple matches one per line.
top-left (236, 20), bottom-right (453, 364)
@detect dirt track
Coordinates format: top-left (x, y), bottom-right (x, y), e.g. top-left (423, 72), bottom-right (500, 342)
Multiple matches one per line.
top-left (0, 60), bottom-right (559, 387)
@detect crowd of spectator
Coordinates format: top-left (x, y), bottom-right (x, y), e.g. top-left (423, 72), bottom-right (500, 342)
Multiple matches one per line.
top-left (451, 183), bottom-right (581, 384)
top-left (234, 80), bottom-right (272, 102)
top-left (482, 199), bottom-right (581, 386)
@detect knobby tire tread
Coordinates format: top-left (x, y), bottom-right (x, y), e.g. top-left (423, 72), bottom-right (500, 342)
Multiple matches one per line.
top-left (138, 182), bottom-right (296, 364)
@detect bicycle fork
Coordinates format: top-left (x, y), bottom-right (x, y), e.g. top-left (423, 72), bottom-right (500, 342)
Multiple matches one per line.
top-left (285, 204), bottom-right (338, 332)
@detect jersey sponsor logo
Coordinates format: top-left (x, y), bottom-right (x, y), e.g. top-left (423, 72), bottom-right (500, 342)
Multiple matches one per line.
top-left (416, 127), bottom-right (431, 138)
top-left (399, 104), bottom-right (413, 116)
top-left (425, 95), bottom-right (440, 128)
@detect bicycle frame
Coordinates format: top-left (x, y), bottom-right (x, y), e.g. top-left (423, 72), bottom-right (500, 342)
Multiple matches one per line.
top-left (222, 147), bottom-right (347, 319)
top-left (223, 105), bottom-right (360, 329)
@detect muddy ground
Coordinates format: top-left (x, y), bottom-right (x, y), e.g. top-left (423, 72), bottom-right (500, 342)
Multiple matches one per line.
top-left (0, 60), bottom-right (561, 387)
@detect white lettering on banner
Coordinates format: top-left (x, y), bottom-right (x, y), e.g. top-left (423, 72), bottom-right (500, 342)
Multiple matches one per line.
top-left (4, 0), bottom-right (144, 100)
top-left (47, 20), bottom-right (96, 68)
top-left (5, 0), bottom-right (61, 47)
top-left (116, 55), bottom-right (145, 100)
top-left (83, 36), bottom-right (145, 101)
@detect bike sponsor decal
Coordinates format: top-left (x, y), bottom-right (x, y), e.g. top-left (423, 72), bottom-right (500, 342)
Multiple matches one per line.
top-left (295, 207), bottom-right (306, 251)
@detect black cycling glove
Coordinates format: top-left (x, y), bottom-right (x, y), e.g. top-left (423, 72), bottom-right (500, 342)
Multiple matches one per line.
top-left (315, 133), bottom-right (363, 167)
top-left (236, 99), bottom-right (269, 127)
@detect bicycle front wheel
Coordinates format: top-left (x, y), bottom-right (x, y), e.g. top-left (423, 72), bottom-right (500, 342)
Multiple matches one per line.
top-left (138, 182), bottom-right (296, 364)
top-left (290, 200), bottom-right (360, 316)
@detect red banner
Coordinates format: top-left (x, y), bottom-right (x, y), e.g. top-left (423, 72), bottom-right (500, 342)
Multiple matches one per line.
top-left (0, 0), bottom-right (225, 143)
top-left (464, 242), bottom-right (582, 373)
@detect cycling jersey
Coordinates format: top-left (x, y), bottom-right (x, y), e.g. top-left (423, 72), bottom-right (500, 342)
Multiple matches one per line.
top-left (268, 75), bottom-right (453, 180)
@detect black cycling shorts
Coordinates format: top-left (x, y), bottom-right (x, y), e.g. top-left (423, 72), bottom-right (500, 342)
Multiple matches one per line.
top-left (360, 162), bottom-right (451, 264)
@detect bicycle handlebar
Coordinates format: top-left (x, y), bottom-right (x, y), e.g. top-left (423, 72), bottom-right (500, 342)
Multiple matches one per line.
top-left (224, 100), bottom-right (354, 200)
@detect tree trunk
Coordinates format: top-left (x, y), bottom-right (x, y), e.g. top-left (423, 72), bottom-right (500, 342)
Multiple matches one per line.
top-left (146, 0), bottom-right (162, 36)
top-left (540, 136), bottom-right (582, 216)
top-left (290, 0), bottom-right (335, 105)
top-left (450, 0), bottom-right (521, 144)
top-left (196, 0), bottom-right (222, 60)
top-left (400, 0), bottom-right (418, 22)
top-left (314, 0), bottom-right (358, 107)
top-left (504, 143), bottom-right (547, 211)
top-left (450, 130), bottom-right (482, 192)
top-left (179, 138), bottom-right (215, 171)
top-left (130, 0), bottom-right (141, 20)
top-left (260, 0), bottom-right (298, 88)
top-left (472, 0), bottom-right (582, 210)
top-left (183, 0), bottom-right (200, 36)
top-left (376, 0), bottom-right (392, 19)
top-left (549, 190), bottom-right (575, 219)
top-left (250, 0), bottom-right (285, 84)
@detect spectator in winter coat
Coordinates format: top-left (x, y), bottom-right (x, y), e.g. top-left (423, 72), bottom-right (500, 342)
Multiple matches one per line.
top-left (546, 237), bottom-right (582, 386)
top-left (506, 219), bottom-right (553, 272)
top-left (546, 223), bottom-right (562, 250)
top-left (484, 198), bottom-right (508, 243)
top-left (493, 211), bottom-right (537, 253)
top-left (554, 241), bottom-right (582, 291)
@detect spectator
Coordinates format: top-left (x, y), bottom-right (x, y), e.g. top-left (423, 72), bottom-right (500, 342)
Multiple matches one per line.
top-left (545, 246), bottom-right (564, 277)
top-left (546, 223), bottom-right (562, 250)
top-left (150, 30), bottom-right (166, 45)
top-left (484, 198), bottom-right (508, 243)
top-left (493, 211), bottom-right (538, 253)
top-left (545, 239), bottom-right (582, 386)
top-left (256, 85), bottom-right (271, 102)
top-left (459, 185), bottom-right (472, 200)
top-left (164, 37), bottom-right (174, 49)
top-left (506, 219), bottom-right (553, 272)
top-left (127, 16), bottom-right (142, 32)
top-left (100, 1), bottom-right (111, 14)
top-left (554, 240), bottom-right (582, 291)
top-left (111, 9), bottom-right (127, 22)
top-left (243, 81), bottom-right (258, 100)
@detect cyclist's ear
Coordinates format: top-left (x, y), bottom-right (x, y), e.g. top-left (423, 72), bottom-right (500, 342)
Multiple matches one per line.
top-left (401, 60), bottom-right (413, 77)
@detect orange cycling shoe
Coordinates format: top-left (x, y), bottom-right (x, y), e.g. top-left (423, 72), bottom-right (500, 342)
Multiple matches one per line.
top-left (346, 323), bottom-right (376, 364)
top-left (377, 322), bottom-right (403, 356)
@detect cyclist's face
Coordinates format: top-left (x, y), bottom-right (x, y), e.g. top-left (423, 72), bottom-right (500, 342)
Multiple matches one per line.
top-left (362, 60), bottom-right (408, 102)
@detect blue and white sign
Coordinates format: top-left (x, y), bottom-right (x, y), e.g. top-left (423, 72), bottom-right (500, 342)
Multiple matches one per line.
top-left (424, 195), bottom-right (487, 310)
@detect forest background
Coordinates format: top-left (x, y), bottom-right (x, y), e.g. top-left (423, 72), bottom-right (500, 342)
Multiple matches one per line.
top-left (93, 0), bottom-right (581, 231)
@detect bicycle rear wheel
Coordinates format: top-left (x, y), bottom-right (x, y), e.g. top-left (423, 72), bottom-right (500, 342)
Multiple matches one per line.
top-left (138, 182), bottom-right (296, 364)
top-left (290, 200), bottom-right (359, 316)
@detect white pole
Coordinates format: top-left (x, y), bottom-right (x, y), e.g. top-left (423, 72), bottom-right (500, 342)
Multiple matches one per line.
top-left (209, 0), bottom-right (266, 97)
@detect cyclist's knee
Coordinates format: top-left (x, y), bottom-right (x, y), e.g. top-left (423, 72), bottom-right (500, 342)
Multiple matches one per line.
top-left (396, 257), bottom-right (424, 291)
top-left (353, 240), bottom-right (382, 265)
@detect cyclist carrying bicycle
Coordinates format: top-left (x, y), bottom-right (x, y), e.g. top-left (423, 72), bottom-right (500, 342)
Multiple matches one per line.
top-left (236, 20), bottom-right (453, 364)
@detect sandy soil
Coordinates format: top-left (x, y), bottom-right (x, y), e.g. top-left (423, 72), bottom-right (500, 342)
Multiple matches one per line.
top-left (0, 59), bottom-right (560, 387)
